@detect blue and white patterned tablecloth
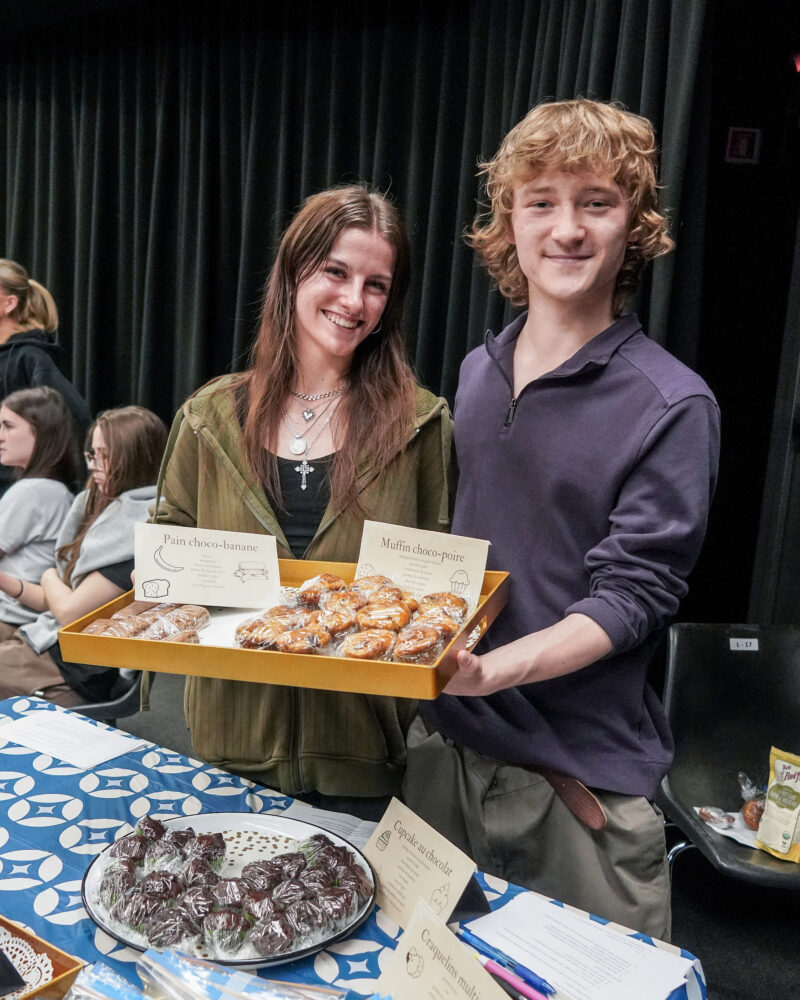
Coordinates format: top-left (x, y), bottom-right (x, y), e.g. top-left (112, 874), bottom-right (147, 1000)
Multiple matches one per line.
top-left (0, 697), bottom-right (706, 999)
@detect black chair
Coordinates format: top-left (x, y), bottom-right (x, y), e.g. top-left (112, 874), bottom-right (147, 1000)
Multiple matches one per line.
top-left (72, 670), bottom-right (152, 728)
top-left (656, 622), bottom-right (800, 889)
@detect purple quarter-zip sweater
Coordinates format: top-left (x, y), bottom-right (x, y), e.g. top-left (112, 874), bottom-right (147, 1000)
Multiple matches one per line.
top-left (423, 312), bottom-right (720, 798)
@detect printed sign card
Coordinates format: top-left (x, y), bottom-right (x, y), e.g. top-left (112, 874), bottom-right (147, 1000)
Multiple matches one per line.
top-left (134, 523), bottom-right (281, 608)
top-left (376, 898), bottom-right (508, 1000)
top-left (356, 521), bottom-right (490, 613)
top-left (363, 797), bottom-right (477, 929)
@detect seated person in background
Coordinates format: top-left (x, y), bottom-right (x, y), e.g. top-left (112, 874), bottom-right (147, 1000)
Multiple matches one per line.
top-left (0, 387), bottom-right (82, 625)
top-left (0, 405), bottom-right (167, 706)
top-left (0, 259), bottom-right (92, 497)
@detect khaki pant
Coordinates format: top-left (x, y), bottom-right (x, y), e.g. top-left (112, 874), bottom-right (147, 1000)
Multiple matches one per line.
top-left (0, 622), bottom-right (83, 707)
top-left (402, 716), bottom-right (671, 941)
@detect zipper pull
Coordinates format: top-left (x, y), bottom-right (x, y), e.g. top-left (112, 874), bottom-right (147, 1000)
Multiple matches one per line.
top-left (504, 397), bottom-right (518, 426)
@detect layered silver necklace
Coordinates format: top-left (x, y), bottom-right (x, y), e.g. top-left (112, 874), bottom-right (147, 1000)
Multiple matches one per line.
top-left (288, 385), bottom-right (345, 422)
top-left (282, 394), bottom-right (339, 457)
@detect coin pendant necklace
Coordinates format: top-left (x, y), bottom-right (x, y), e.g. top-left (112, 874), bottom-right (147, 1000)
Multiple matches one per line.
top-left (283, 395), bottom-right (338, 455)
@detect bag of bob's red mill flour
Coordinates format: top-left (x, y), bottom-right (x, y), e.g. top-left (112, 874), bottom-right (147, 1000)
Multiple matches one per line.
top-left (755, 746), bottom-right (800, 862)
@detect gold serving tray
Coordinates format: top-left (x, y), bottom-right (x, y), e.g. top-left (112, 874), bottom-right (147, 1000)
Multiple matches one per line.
top-left (58, 559), bottom-right (509, 700)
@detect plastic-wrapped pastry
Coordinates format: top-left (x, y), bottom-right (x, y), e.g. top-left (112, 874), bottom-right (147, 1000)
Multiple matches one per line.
top-left (234, 616), bottom-right (288, 650)
top-left (351, 574), bottom-right (395, 597)
top-left (320, 588), bottom-right (368, 612)
top-left (88, 616), bottom-right (150, 637)
top-left (334, 862), bottom-right (373, 901)
top-left (418, 591), bottom-right (468, 622)
top-left (163, 826), bottom-right (195, 852)
top-left (111, 600), bottom-right (162, 618)
top-left (274, 852), bottom-right (307, 878)
top-left (297, 573), bottom-right (348, 607)
top-left (250, 914), bottom-right (295, 957)
top-left (314, 844), bottom-right (357, 869)
top-left (274, 626), bottom-right (332, 654)
top-left (394, 624), bottom-right (441, 664)
top-left (262, 604), bottom-right (310, 627)
top-left (355, 601), bottom-right (411, 632)
top-left (162, 628), bottom-right (200, 644)
top-left (370, 586), bottom-right (419, 613)
top-left (305, 606), bottom-right (357, 637)
top-left (339, 628), bottom-right (396, 660)
top-left (203, 908), bottom-right (249, 953)
top-left (414, 607), bottom-right (461, 641)
top-left (164, 604), bottom-right (210, 631)
top-left (81, 618), bottom-right (115, 635)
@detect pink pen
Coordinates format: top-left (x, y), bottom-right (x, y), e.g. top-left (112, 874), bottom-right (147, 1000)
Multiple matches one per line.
top-left (473, 952), bottom-right (550, 1000)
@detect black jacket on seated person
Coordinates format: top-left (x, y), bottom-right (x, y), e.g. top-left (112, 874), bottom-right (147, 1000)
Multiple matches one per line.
top-left (0, 329), bottom-right (91, 496)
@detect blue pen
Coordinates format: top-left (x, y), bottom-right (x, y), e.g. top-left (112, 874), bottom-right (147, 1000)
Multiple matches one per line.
top-left (456, 926), bottom-right (556, 996)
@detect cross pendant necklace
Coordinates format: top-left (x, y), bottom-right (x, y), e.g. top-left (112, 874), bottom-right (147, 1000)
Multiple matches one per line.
top-left (294, 458), bottom-right (314, 490)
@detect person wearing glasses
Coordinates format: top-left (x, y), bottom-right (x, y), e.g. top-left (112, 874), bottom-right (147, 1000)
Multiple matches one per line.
top-left (0, 259), bottom-right (91, 498)
top-left (0, 387), bottom-right (82, 624)
top-left (0, 404), bottom-right (167, 706)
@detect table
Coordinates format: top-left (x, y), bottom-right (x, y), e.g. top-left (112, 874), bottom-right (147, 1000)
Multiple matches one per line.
top-left (0, 697), bottom-right (706, 999)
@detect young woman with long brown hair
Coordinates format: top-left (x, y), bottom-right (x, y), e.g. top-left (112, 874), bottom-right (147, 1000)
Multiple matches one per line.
top-left (154, 184), bottom-right (454, 819)
top-left (0, 405), bottom-right (167, 706)
top-left (0, 386), bottom-right (82, 626)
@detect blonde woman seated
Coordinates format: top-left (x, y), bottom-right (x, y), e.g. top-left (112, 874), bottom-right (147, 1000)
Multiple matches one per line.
top-left (0, 387), bottom-right (82, 626)
top-left (0, 405), bottom-right (167, 706)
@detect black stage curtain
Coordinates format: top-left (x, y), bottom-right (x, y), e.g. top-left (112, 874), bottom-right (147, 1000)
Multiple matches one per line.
top-left (1, 0), bottom-right (708, 420)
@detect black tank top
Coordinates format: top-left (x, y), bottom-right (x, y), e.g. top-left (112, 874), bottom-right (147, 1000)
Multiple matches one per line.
top-left (273, 454), bottom-right (333, 558)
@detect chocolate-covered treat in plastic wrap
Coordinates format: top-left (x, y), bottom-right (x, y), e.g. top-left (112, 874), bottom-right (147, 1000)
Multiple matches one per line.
top-left (285, 899), bottom-right (329, 938)
top-left (185, 831), bottom-right (226, 869)
top-left (242, 887), bottom-right (278, 922)
top-left (146, 908), bottom-right (201, 949)
top-left (135, 815), bottom-right (167, 842)
top-left (314, 843), bottom-right (357, 869)
top-left (212, 876), bottom-right (249, 908)
top-left (241, 859), bottom-right (282, 892)
top-left (271, 878), bottom-right (309, 910)
top-left (163, 826), bottom-right (195, 853)
top-left (275, 851), bottom-right (307, 879)
top-left (297, 833), bottom-right (336, 862)
top-left (97, 867), bottom-right (137, 910)
top-left (109, 833), bottom-right (149, 864)
top-left (140, 869), bottom-right (183, 902)
top-left (142, 838), bottom-right (184, 874)
top-left (316, 885), bottom-right (359, 923)
top-left (334, 862), bottom-right (374, 902)
top-left (203, 908), bottom-right (249, 954)
top-left (182, 857), bottom-right (219, 888)
top-left (250, 913), bottom-right (296, 957)
top-left (298, 865), bottom-right (336, 893)
top-left (110, 888), bottom-right (160, 931)
top-left (177, 886), bottom-right (217, 925)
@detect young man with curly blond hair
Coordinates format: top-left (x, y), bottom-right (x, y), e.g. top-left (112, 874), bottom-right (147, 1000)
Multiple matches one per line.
top-left (403, 99), bottom-right (720, 940)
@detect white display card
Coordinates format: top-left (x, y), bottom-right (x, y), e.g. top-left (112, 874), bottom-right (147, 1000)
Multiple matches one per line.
top-left (356, 520), bottom-right (490, 613)
top-left (376, 898), bottom-right (507, 1000)
top-left (363, 798), bottom-right (477, 929)
top-left (134, 523), bottom-right (281, 608)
